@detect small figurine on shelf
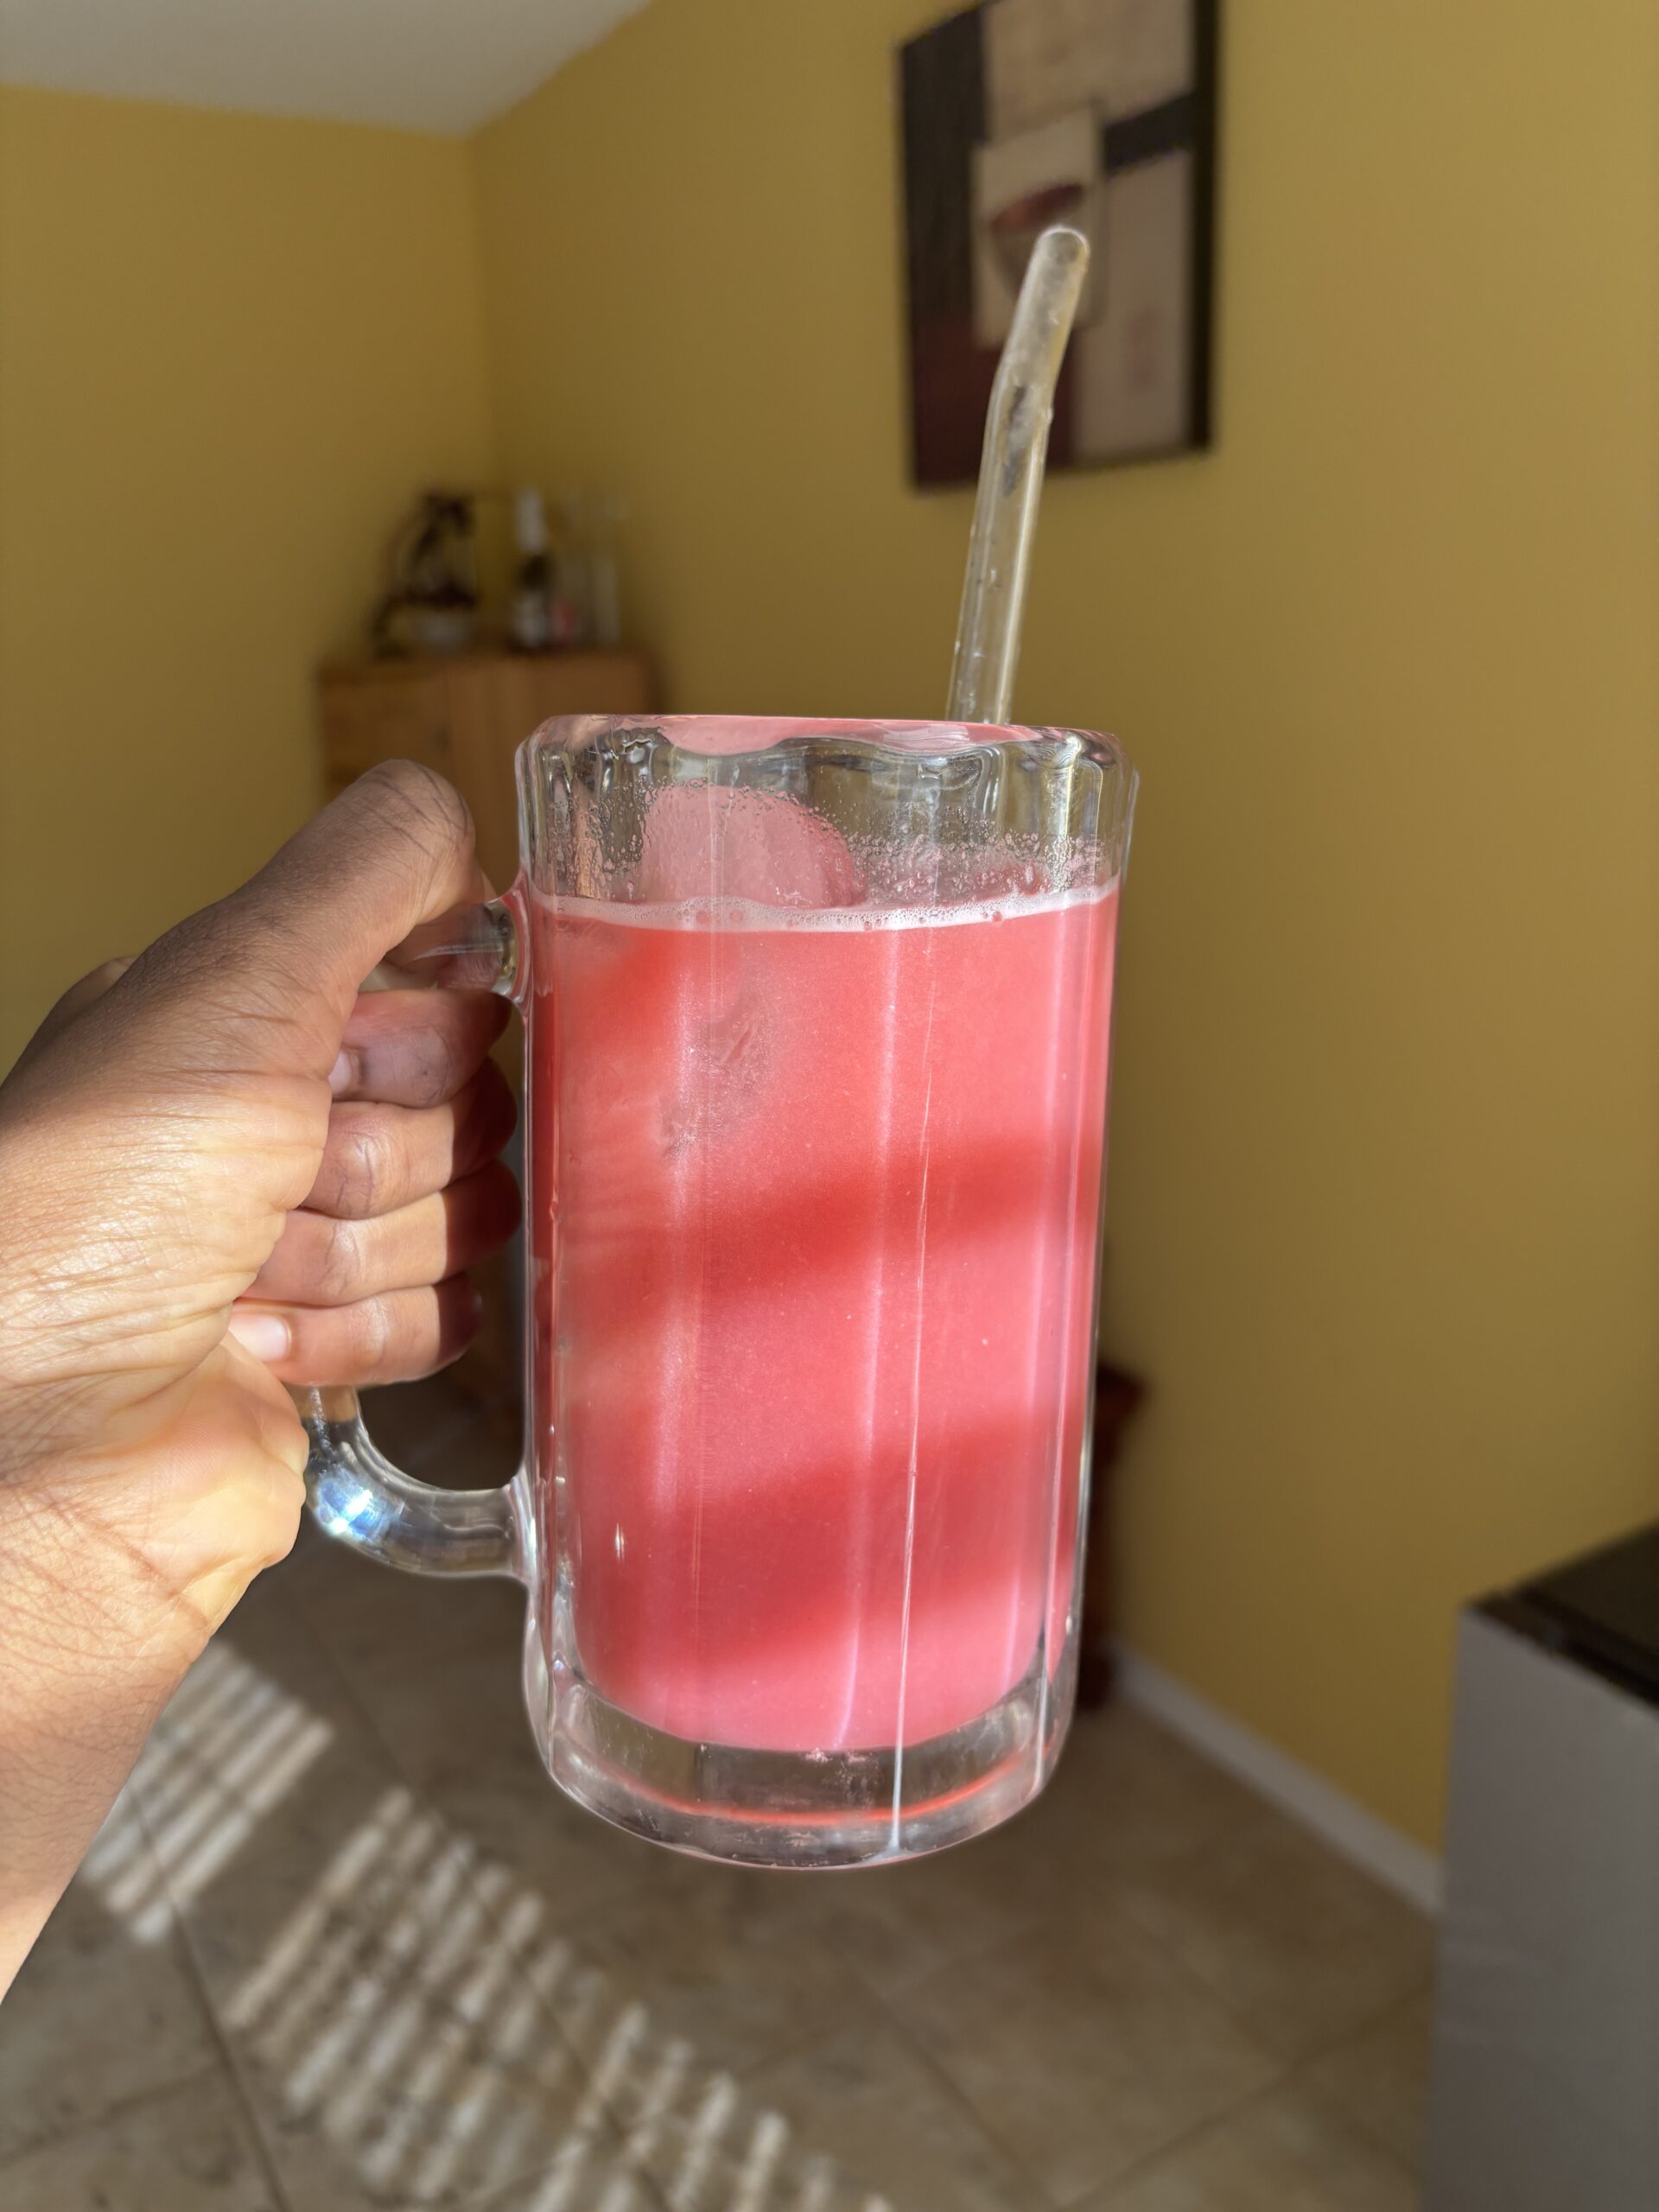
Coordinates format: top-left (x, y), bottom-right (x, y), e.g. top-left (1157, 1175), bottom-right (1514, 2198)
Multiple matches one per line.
top-left (508, 487), bottom-right (552, 653)
top-left (371, 491), bottom-right (478, 658)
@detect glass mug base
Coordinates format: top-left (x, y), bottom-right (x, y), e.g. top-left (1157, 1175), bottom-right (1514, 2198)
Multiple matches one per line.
top-left (522, 1613), bottom-right (1065, 1868)
top-left (296, 716), bottom-right (1135, 1871)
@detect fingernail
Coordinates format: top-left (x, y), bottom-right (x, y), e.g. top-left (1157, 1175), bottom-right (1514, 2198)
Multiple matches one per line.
top-left (227, 1310), bottom-right (290, 1363)
top-left (328, 1049), bottom-right (357, 1097)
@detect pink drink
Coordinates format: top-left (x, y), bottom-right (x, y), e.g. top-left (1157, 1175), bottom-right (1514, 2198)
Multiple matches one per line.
top-left (530, 881), bottom-right (1117, 1754)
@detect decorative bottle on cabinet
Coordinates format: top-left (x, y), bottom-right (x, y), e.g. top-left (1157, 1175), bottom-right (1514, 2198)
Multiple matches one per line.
top-left (508, 487), bottom-right (552, 654)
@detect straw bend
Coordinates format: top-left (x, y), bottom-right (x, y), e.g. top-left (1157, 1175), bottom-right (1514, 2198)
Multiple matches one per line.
top-left (947, 226), bottom-right (1090, 727)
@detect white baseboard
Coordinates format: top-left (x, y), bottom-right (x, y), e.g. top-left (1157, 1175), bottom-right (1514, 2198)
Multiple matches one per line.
top-left (1115, 1647), bottom-right (1444, 1917)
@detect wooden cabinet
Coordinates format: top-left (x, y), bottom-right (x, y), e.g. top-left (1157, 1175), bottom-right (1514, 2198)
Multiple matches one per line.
top-left (317, 650), bottom-right (655, 891)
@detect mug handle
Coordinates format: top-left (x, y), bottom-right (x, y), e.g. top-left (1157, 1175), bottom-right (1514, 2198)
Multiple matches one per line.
top-left (291, 894), bottom-right (532, 1584)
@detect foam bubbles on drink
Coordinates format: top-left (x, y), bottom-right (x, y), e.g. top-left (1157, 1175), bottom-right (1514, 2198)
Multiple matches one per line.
top-left (537, 877), bottom-right (1118, 936)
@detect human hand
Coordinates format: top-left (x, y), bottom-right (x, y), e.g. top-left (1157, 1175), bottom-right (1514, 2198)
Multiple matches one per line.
top-left (0, 763), bottom-right (518, 1977)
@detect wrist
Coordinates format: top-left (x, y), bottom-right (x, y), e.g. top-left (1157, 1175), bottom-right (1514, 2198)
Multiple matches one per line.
top-left (0, 1474), bottom-right (205, 1994)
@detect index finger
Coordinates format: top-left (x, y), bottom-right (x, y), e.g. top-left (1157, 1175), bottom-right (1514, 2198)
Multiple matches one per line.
top-left (331, 988), bottom-right (512, 1108)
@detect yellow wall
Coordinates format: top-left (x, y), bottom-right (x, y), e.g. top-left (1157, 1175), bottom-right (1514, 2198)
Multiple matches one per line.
top-left (3, 3), bottom-right (1654, 1849)
top-left (0, 86), bottom-right (495, 1065)
top-left (473, 0), bottom-right (1659, 1844)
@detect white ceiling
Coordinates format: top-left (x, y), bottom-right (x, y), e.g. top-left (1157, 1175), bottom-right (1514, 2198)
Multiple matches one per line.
top-left (0, 0), bottom-right (652, 135)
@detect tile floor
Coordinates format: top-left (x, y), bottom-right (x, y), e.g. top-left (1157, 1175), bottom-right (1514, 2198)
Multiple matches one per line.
top-left (0, 1382), bottom-right (1434, 2210)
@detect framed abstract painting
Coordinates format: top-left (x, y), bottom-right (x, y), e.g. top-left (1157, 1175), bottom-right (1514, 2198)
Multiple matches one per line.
top-left (900, 0), bottom-right (1219, 484)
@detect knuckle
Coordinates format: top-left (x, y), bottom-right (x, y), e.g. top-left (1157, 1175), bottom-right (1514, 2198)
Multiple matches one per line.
top-left (359, 760), bottom-right (473, 859)
top-left (353, 1295), bottom-right (396, 1380)
top-left (333, 1120), bottom-right (392, 1217)
top-left (314, 1216), bottom-right (365, 1305)
top-left (71, 957), bottom-right (130, 1001)
top-left (410, 1020), bottom-right (464, 1109)
top-left (39, 957), bottom-right (130, 1035)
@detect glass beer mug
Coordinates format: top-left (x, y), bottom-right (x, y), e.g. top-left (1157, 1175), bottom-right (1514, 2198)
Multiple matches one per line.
top-left (299, 715), bottom-right (1135, 1867)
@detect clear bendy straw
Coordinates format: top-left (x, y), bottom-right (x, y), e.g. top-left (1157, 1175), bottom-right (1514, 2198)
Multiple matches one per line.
top-left (947, 226), bottom-right (1090, 726)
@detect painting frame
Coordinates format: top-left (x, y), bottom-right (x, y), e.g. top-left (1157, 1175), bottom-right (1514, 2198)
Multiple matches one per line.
top-left (899, 0), bottom-right (1220, 488)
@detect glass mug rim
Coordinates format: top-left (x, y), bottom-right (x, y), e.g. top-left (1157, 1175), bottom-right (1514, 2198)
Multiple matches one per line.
top-left (521, 709), bottom-right (1132, 771)
top-left (300, 707), bottom-right (1135, 1867)
top-left (517, 712), bottom-right (1136, 921)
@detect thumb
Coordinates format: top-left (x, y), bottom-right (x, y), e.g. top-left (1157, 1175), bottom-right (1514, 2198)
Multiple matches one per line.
top-left (92, 762), bottom-right (492, 1087)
